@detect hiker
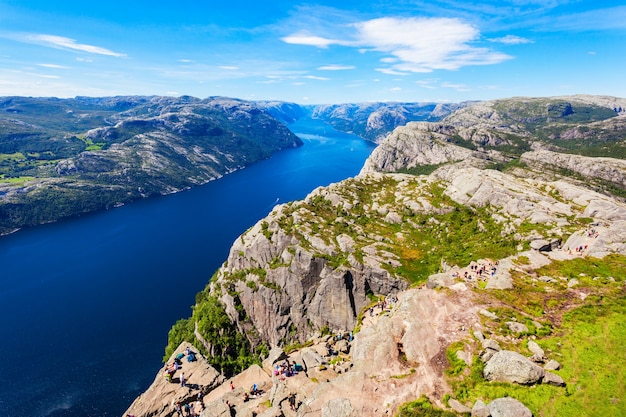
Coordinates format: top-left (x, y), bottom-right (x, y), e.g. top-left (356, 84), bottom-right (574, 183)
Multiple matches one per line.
top-left (180, 372), bottom-right (186, 387)
top-left (230, 381), bottom-right (235, 390)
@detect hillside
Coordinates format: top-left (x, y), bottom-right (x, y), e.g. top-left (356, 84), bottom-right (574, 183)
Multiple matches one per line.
top-left (257, 101), bottom-right (463, 143)
top-left (0, 96), bottom-right (301, 235)
top-left (126, 95), bottom-right (626, 417)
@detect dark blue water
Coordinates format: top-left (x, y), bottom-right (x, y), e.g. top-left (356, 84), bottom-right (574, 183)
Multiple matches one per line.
top-left (0, 118), bottom-right (375, 417)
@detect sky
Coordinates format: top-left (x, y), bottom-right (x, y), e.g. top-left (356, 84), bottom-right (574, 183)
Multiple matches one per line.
top-left (0, 0), bottom-right (625, 104)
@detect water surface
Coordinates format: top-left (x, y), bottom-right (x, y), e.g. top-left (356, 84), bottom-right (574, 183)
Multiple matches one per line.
top-left (0, 118), bottom-right (375, 417)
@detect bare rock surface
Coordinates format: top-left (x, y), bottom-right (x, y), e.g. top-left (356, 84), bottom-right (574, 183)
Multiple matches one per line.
top-left (124, 342), bottom-right (224, 417)
top-left (484, 351), bottom-right (545, 385)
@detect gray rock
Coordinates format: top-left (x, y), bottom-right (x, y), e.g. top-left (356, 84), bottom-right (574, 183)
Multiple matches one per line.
top-left (568, 278), bottom-right (579, 288)
top-left (530, 353), bottom-right (544, 363)
top-left (488, 397), bottom-right (532, 417)
top-left (449, 399), bottom-right (472, 414)
top-left (471, 399), bottom-right (491, 417)
top-left (427, 272), bottom-right (455, 289)
top-left (480, 309), bottom-right (499, 320)
top-left (481, 348), bottom-right (498, 363)
top-left (301, 348), bottom-right (325, 371)
top-left (474, 330), bottom-right (486, 341)
top-left (482, 338), bottom-right (501, 351)
top-left (543, 371), bottom-right (566, 386)
top-left (506, 321), bottom-right (529, 334)
top-left (530, 239), bottom-right (550, 251)
top-left (527, 340), bottom-right (544, 358)
top-left (263, 346), bottom-right (287, 369)
top-left (335, 339), bottom-right (350, 354)
top-left (484, 350), bottom-right (544, 385)
top-left (544, 359), bottom-right (561, 371)
top-left (456, 350), bottom-right (473, 367)
top-left (322, 398), bottom-right (354, 417)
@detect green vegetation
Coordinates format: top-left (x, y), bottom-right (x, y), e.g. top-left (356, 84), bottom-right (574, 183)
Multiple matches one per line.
top-left (269, 177), bottom-right (523, 287)
top-left (397, 395), bottom-right (460, 417)
top-left (443, 255), bottom-right (626, 417)
top-left (163, 289), bottom-right (264, 376)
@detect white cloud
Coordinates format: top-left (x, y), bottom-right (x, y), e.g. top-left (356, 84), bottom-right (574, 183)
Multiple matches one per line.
top-left (375, 68), bottom-right (409, 76)
top-left (303, 75), bottom-right (330, 80)
top-left (489, 35), bottom-right (533, 44)
top-left (282, 17), bottom-right (511, 73)
top-left (37, 63), bottom-right (70, 69)
top-left (441, 81), bottom-right (471, 92)
top-left (281, 32), bottom-right (344, 48)
top-left (416, 80), bottom-right (437, 89)
top-left (317, 64), bottom-right (355, 70)
top-left (11, 33), bottom-right (126, 57)
top-left (178, 59), bottom-right (194, 63)
top-left (218, 66), bottom-right (239, 70)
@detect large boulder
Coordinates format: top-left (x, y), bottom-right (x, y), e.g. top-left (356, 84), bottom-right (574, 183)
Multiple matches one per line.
top-left (488, 397), bottom-right (533, 417)
top-left (484, 350), bottom-right (544, 385)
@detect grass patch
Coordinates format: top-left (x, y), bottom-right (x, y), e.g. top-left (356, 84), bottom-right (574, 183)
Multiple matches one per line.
top-left (397, 395), bottom-right (460, 417)
top-left (446, 255), bottom-right (626, 417)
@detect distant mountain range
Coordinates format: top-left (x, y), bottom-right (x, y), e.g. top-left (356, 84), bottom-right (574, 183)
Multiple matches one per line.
top-left (0, 96), bottom-right (460, 235)
top-left (258, 100), bottom-right (467, 142)
top-left (2, 94), bottom-right (625, 236)
top-left (0, 95), bottom-right (301, 235)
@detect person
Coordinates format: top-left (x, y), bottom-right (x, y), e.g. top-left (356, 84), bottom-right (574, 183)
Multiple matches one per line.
top-left (230, 381), bottom-right (235, 390)
top-left (180, 372), bottom-right (186, 387)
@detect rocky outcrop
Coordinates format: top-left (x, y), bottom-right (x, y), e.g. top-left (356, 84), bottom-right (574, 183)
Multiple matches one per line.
top-left (360, 122), bottom-right (474, 174)
top-left (521, 149), bottom-right (626, 190)
top-left (483, 350), bottom-right (545, 385)
top-left (124, 342), bottom-right (224, 417)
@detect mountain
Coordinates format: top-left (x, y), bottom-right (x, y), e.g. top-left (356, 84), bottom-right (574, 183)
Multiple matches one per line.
top-left (310, 102), bottom-right (449, 143)
top-left (0, 96), bottom-right (302, 235)
top-left (257, 101), bottom-right (466, 143)
top-left (128, 95), bottom-right (626, 417)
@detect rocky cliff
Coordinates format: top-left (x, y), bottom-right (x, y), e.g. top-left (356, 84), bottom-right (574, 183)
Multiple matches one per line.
top-left (0, 96), bottom-right (301, 235)
top-left (128, 95), bottom-right (626, 417)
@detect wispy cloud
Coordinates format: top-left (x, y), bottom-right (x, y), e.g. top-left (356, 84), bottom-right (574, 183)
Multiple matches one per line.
top-left (37, 63), bottom-right (71, 69)
top-left (9, 33), bottom-right (126, 57)
top-left (317, 64), bottom-right (355, 71)
top-left (488, 35), bottom-right (533, 44)
top-left (303, 75), bottom-right (330, 81)
top-left (281, 33), bottom-right (344, 48)
top-left (282, 17), bottom-right (512, 73)
top-left (218, 65), bottom-right (239, 70)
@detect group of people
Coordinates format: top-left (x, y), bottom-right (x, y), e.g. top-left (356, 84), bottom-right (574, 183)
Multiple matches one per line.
top-left (451, 260), bottom-right (498, 282)
top-left (274, 359), bottom-right (301, 379)
top-left (173, 394), bottom-right (204, 417)
top-left (367, 294), bottom-right (397, 317)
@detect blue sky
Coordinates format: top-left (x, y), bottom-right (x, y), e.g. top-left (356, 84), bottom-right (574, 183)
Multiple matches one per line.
top-left (0, 0), bottom-right (624, 103)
